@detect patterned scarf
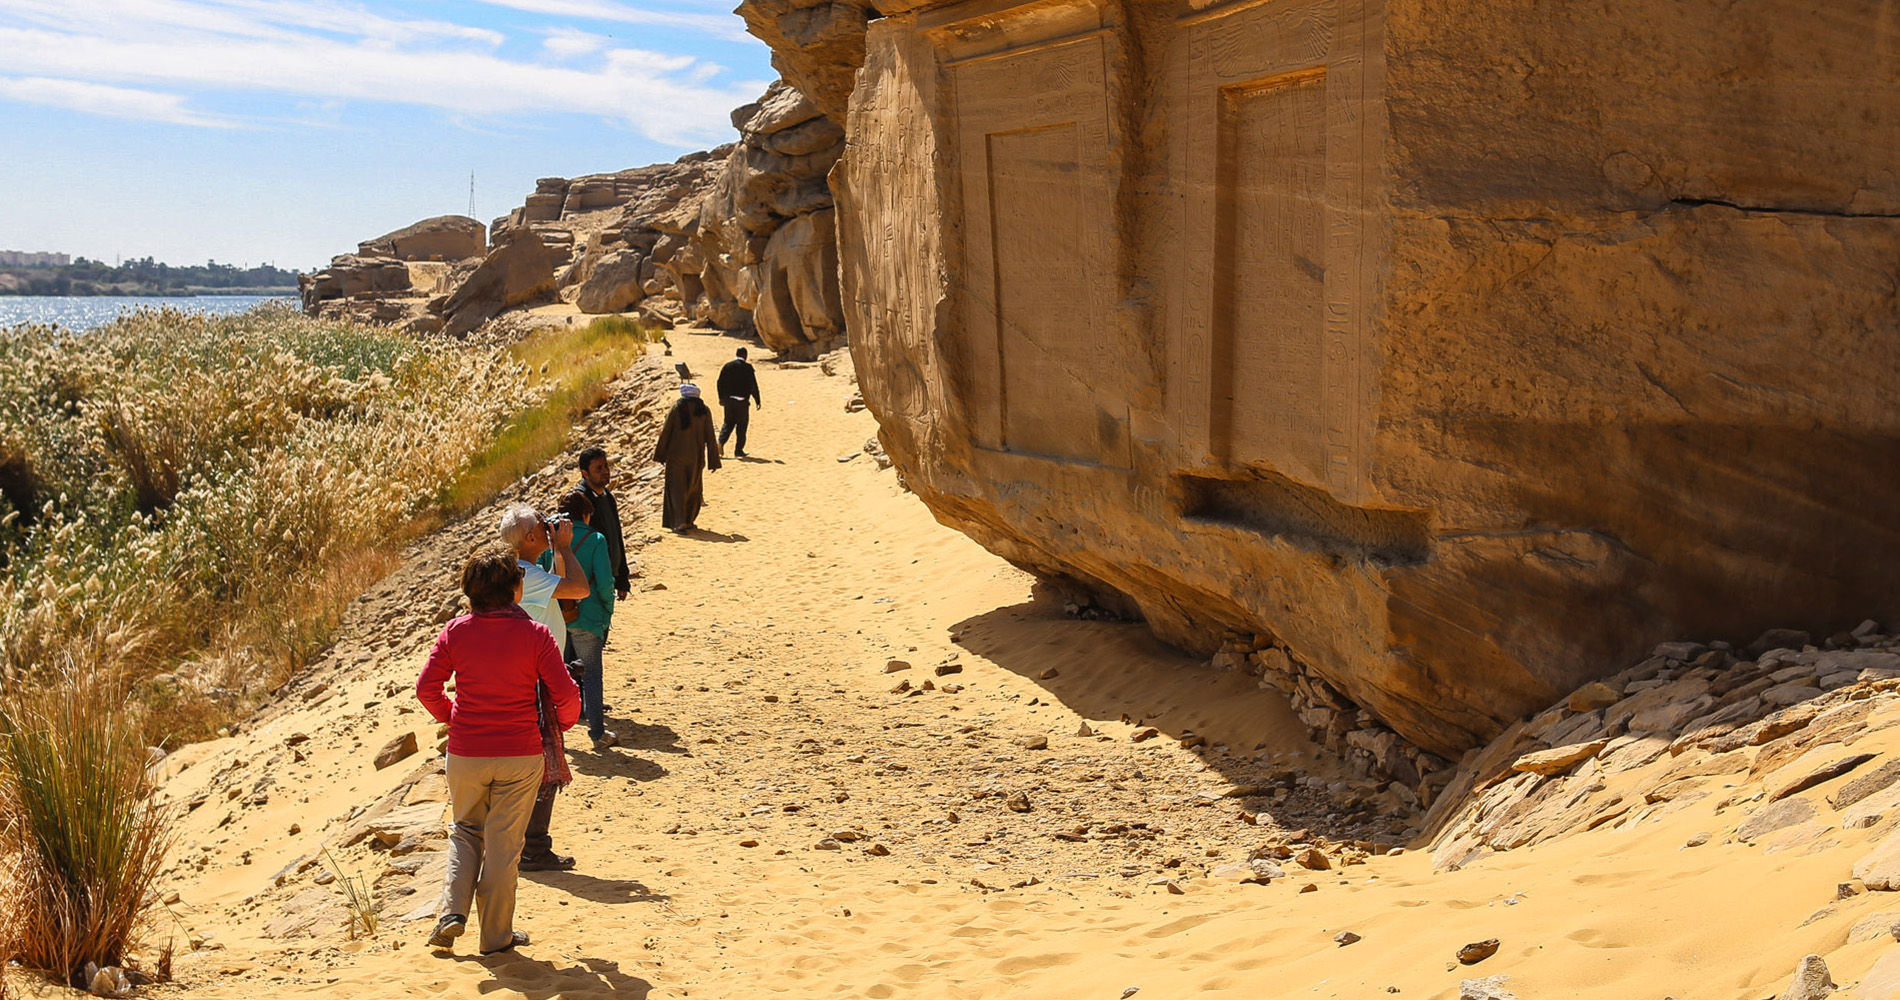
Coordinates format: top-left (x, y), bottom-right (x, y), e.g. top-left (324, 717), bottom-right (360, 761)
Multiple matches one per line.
top-left (536, 680), bottom-right (571, 787)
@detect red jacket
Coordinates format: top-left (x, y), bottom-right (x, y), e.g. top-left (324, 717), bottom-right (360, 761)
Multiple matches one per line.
top-left (417, 607), bottom-right (580, 757)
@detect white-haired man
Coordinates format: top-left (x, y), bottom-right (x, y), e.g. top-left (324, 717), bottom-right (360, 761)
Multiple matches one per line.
top-left (498, 505), bottom-right (590, 871)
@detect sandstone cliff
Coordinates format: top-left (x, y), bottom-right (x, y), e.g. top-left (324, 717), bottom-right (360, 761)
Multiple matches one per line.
top-left (519, 82), bottom-right (848, 358)
top-left (301, 81), bottom-right (847, 356)
top-left (739, 0), bottom-right (1900, 762)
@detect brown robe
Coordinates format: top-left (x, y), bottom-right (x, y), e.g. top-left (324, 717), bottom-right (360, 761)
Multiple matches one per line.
top-left (654, 400), bottom-right (721, 529)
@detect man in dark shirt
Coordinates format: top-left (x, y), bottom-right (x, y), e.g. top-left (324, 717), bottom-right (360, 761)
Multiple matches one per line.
top-left (573, 447), bottom-right (629, 600)
top-left (715, 347), bottom-right (762, 457)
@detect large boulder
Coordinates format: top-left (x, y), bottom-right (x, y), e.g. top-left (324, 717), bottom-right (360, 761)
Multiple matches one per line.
top-left (818, 0), bottom-right (1900, 758)
top-left (753, 208), bottom-right (843, 354)
top-left (573, 248), bottom-right (648, 314)
top-left (356, 216), bottom-right (486, 262)
top-left (437, 228), bottom-right (557, 337)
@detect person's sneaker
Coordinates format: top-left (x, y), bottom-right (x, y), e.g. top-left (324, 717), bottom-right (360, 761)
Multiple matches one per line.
top-left (483, 930), bottom-right (530, 955)
top-left (427, 914), bottom-right (466, 949)
top-left (519, 852), bottom-right (577, 872)
top-left (592, 732), bottom-right (619, 750)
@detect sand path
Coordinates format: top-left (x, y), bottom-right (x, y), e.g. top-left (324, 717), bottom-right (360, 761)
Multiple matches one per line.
top-left (146, 331), bottom-right (1900, 1000)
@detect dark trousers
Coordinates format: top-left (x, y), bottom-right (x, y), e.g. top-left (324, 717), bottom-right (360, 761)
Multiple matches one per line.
top-left (523, 782), bottom-right (558, 858)
top-left (719, 399), bottom-right (750, 454)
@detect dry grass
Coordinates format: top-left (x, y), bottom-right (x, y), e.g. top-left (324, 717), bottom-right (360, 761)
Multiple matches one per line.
top-left (0, 304), bottom-right (540, 746)
top-left (441, 315), bottom-right (660, 515)
top-left (0, 664), bottom-right (172, 981)
top-left (0, 306), bottom-right (654, 981)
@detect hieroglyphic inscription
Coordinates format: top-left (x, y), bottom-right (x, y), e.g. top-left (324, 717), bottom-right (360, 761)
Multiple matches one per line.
top-left (949, 30), bottom-right (1121, 466)
top-left (1171, 0), bottom-right (1379, 502)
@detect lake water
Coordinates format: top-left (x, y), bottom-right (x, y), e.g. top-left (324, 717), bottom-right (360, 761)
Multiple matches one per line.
top-left (0, 295), bottom-right (293, 331)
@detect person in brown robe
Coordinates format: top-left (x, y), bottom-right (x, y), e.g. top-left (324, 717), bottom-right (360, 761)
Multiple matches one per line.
top-left (654, 383), bottom-right (721, 531)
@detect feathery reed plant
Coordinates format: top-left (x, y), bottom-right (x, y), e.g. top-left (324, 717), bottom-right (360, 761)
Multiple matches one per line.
top-left (0, 664), bottom-right (171, 980)
top-left (0, 303), bottom-right (548, 746)
top-left (322, 849), bottom-right (379, 940)
top-left (439, 314), bottom-right (659, 514)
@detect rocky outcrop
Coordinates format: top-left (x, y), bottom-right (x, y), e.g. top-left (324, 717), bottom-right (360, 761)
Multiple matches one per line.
top-left (299, 82), bottom-right (848, 349)
top-left (1425, 621), bottom-right (1900, 871)
top-left (356, 216), bottom-right (485, 262)
top-left (496, 82), bottom-right (848, 358)
top-left (689, 82), bottom-right (848, 358)
top-left (777, 0), bottom-right (1900, 759)
top-left (301, 217), bottom-right (487, 326)
top-left (297, 255), bottom-right (412, 316)
top-left (734, 0), bottom-right (869, 121)
top-left (438, 227), bottom-right (558, 337)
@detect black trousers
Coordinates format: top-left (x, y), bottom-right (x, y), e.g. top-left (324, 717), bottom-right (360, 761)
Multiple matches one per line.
top-left (719, 399), bottom-right (750, 454)
top-left (523, 782), bottom-right (558, 858)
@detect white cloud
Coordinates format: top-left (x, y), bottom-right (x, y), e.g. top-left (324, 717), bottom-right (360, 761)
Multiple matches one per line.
top-left (541, 26), bottom-right (610, 60)
top-left (0, 0), bottom-right (768, 146)
top-left (0, 76), bottom-right (233, 127)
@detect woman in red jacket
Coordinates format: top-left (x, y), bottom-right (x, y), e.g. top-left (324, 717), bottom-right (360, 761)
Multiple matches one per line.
top-left (416, 547), bottom-right (581, 955)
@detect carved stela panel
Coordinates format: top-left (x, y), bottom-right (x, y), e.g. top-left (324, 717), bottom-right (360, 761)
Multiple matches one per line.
top-left (1218, 71), bottom-right (1328, 480)
top-left (948, 25), bottom-right (1121, 467)
top-left (1173, 0), bottom-right (1377, 502)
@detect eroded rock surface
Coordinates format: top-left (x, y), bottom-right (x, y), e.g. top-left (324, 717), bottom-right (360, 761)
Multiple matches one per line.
top-left (689, 81), bottom-right (848, 358)
top-left (781, 0), bottom-right (1900, 758)
top-left (1425, 624), bottom-right (1900, 870)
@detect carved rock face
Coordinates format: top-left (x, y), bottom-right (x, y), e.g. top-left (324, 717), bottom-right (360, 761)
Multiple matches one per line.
top-left (819, 0), bottom-right (1900, 757)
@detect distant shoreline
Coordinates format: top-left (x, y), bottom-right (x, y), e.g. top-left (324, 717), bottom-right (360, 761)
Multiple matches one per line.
top-left (0, 287), bottom-right (298, 298)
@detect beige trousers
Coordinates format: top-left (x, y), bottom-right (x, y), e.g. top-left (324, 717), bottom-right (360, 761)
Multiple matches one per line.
top-left (438, 753), bottom-right (543, 953)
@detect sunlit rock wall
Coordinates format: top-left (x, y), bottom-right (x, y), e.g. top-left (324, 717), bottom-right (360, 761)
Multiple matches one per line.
top-left (813, 0), bottom-right (1900, 758)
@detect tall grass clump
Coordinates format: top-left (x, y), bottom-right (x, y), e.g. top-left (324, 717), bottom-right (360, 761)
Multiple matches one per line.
top-left (0, 665), bottom-right (171, 980)
top-left (440, 315), bottom-right (658, 514)
top-left (0, 304), bottom-right (552, 746)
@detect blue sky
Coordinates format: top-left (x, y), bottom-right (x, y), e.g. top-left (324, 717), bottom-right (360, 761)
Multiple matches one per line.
top-left (0, 0), bottom-right (775, 270)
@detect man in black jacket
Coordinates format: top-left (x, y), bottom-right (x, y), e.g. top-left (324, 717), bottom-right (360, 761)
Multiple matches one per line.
top-left (716, 347), bottom-right (762, 457)
top-left (573, 447), bottom-right (629, 600)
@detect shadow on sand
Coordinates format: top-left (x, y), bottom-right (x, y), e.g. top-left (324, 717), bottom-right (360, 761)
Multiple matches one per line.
top-left (568, 719), bottom-right (684, 781)
top-left (452, 952), bottom-right (654, 998)
top-left (521, 870), bottom-right (671, 906)
top-left (678, 527), bottom-right (748, 543)
top-left (949, 590), bottom-right (1409, 842)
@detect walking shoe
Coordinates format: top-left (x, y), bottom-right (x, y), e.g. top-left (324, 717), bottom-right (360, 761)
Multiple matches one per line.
top-left (427, 913), bottom-right (466, 949)
top-left (519, 852), bottom-right (577, 872)
top-left (592, 731), bottom-right (619, 750)
top-left (483, 930), bottom-right (530, 955)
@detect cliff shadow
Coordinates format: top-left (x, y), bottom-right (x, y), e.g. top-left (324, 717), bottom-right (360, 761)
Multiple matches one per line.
top-left (949, 591), bottom-right (1410, 841)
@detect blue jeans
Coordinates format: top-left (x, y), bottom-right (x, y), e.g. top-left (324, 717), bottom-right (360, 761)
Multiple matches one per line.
top-left (569, 627), bottom-right (608, 740)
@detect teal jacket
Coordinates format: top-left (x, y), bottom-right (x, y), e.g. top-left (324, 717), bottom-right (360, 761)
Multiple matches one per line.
top-left (570, 522), bottom-right (617, 636)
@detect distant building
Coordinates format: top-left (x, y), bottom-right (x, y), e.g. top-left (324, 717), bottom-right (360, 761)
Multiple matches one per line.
top-left (0, 251), bottom-right (70, 268)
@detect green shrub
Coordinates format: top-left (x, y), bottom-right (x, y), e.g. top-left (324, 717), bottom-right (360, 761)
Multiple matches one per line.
top-left (0, 664), bottom-right (172, 980)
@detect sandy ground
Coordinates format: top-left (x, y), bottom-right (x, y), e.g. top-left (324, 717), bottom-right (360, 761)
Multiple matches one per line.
top-left (77, 329), bottom-right (1900, 1000)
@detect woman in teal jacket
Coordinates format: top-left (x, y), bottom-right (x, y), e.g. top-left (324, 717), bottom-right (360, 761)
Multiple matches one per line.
top-left (556, 490), bottom-right (617, 749)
